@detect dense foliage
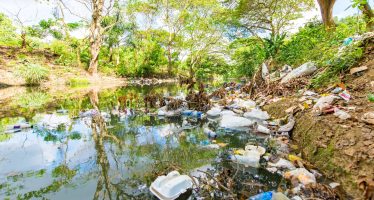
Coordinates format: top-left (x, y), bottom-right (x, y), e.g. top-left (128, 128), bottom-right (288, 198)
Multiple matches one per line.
top-left (0, 0), bottom-right (372, 87)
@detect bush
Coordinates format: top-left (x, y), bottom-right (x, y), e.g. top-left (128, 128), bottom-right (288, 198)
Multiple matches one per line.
top-left (230, 37), bottom-right (266, 77)
top-left (16, 63), bottom-right (49, 85)
top-left (311, 43), bottom-right (363, 88)
top-left (0, 13), bottom-right (18, 46)
top-left (276, 16), bottom-right (366, 67)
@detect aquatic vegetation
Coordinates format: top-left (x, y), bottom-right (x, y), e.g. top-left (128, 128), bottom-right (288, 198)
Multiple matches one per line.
top-left (13, 92), bottom-right (51, 109)
top-left (67, 77), bottom-right (90, 87)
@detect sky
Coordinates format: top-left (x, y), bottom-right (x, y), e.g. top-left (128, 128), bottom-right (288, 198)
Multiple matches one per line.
top-left (0, 0), bottom-right (373, 35)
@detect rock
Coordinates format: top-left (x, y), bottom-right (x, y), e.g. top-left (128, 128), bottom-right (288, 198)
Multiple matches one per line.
top-left (329, 182), bottom-right (340, 189)
top-left (344, 148), bottom-right (355, 156)
top-left (281, 62), bottom-right (317, 84)
top-left (350, 66), bottom-right (368, 75)
top-left (362, 112), bottom-right (374, 125)
top-left (220, 115), bottom-right (254, 128)
top-left (244, 109), bottom-right (270, 120)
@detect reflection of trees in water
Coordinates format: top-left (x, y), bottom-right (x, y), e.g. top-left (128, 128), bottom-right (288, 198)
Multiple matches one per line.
top-left (90, 89), bottom-right (126, 199)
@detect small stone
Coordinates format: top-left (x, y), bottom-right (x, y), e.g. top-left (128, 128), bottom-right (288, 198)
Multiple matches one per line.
top-left (363, 141), bottom-right (372, 146)
top-left (362, 112), bottom-right (374, 125)
top-left (362, 128), bottom-right (372, 133)
top-left (350, 66), bottom-right (368, 75)
top-left (329, 182), bottom-right (340, 188)
top-left (344, 148), bottom-right (356, 156)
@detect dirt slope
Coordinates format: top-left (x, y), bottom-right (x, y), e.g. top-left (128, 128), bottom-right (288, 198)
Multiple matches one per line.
top-left (263, 37), bottom-right (374, 199)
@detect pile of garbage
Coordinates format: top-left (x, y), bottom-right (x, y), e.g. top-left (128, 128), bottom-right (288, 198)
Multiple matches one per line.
top-left (146, 79), bottom-right (346, 200)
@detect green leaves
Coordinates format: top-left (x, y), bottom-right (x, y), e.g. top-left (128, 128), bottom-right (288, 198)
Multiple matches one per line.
top-left (230, 37), bottom-right (266, 77)
top-left (264, 33), bottom-right (286, 59)
top-left (368, 93), bottom-right (374, 102)
top-left (0, 13), bottom-right (17, 46)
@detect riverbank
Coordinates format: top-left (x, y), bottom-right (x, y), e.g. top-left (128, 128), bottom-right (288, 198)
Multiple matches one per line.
top-left (261, 35), bottom-right (374, 199)
top-left (0, 45), bottom-right (177, 101)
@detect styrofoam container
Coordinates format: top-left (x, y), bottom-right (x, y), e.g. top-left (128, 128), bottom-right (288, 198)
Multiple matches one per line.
top-left (231, 151), bottom-right (261, 168)
top-left (150, 171), bottom-right (198, 200)
top-left (245, 145), bottom-right (266, 156)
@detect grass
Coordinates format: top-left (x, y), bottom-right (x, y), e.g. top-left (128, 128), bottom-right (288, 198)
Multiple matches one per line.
top-left (310, 42), bottom-right (364, 88)
top-left (15, 63), bottom-right (49, 86)
top-left (67, 78), bottom-right (90, 88)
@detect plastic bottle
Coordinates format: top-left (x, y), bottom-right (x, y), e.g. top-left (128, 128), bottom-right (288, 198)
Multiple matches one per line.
top-left (204, 128), bottom-right (217, 138)
top-left (6, 123), bottom-right (32, 130)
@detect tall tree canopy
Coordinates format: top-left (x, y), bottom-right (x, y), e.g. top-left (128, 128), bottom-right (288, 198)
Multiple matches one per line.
top-left (231, 0), bottom-right (314, 36)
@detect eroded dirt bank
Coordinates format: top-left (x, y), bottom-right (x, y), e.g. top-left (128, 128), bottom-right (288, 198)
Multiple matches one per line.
top-left (263, 39), bottom-right (374, 199)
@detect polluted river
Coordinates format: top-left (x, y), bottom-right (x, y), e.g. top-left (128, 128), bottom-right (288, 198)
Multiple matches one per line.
top-left (0, 82), bottom-right (342, 200)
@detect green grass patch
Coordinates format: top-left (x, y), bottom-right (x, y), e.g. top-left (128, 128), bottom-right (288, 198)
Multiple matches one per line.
top-left (67, 78), bottom-right (90, 87)
top-left (15, 63), bottom-right (49, 86)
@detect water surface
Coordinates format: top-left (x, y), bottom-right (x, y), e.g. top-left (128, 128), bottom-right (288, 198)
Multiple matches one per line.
top-left (0, 84), bottom-right (282, 199)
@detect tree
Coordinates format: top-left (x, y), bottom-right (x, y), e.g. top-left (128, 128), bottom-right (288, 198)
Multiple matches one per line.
top-left (352, 0), bottom-right (374, 31)
top-left (58, 0), bottom-right (116, 76)
top-left (316, 0), bottom-right (336, 29)
top-left (0, 13), bottom-right (17, 46)
top-left (232, 0), bottom-right (314, 37)
top-left (7, 8), bottom-right (36, 49)
top-left (180, 0), bottom-right (226, 78)
top-left (154, 0), bottom-right (190, 76)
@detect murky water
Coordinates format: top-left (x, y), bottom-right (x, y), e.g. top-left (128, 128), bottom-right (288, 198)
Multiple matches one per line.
top-left (0, 84), bottom-right (282, 200)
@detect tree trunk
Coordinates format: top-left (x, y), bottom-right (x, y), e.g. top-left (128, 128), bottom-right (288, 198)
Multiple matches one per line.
top-left (317, 0), bottom-right (336, 30)
top-left (189, 58), bottom-right (195, 78)
top-left (88, 0), bottom-right (105, 76)
top-left (116, 50), bottom-right (120, 66)
top-left (359, 2), bottom-right (374, 31)
top-left (21, 32), bottom-right (26, 49)
top-left (76, 48), bottom-right (82, 68)
top-left (109, 46), bottom-right (113, 63)
top-left (167, 37), bottom-right (172, 76)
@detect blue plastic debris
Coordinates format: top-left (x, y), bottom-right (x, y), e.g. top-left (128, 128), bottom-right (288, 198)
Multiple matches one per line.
top-left (343, 37), bottom-right (353, 46)
top-left (249, 191), bottom-right (273, 200)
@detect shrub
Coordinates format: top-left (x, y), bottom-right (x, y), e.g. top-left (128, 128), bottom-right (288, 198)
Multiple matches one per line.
top-left (14, 92), bottom-right (51, 108)
top-left (276, 16), bottom-right (366, 67)
top-left (0, 13), bottom-right (18, 46)
top-left (311, 43), bottom-right (363, 88)
top-left (16, 63), bottom-right (49, 85)
top-left (230, 37), bottom-right (266, 77)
